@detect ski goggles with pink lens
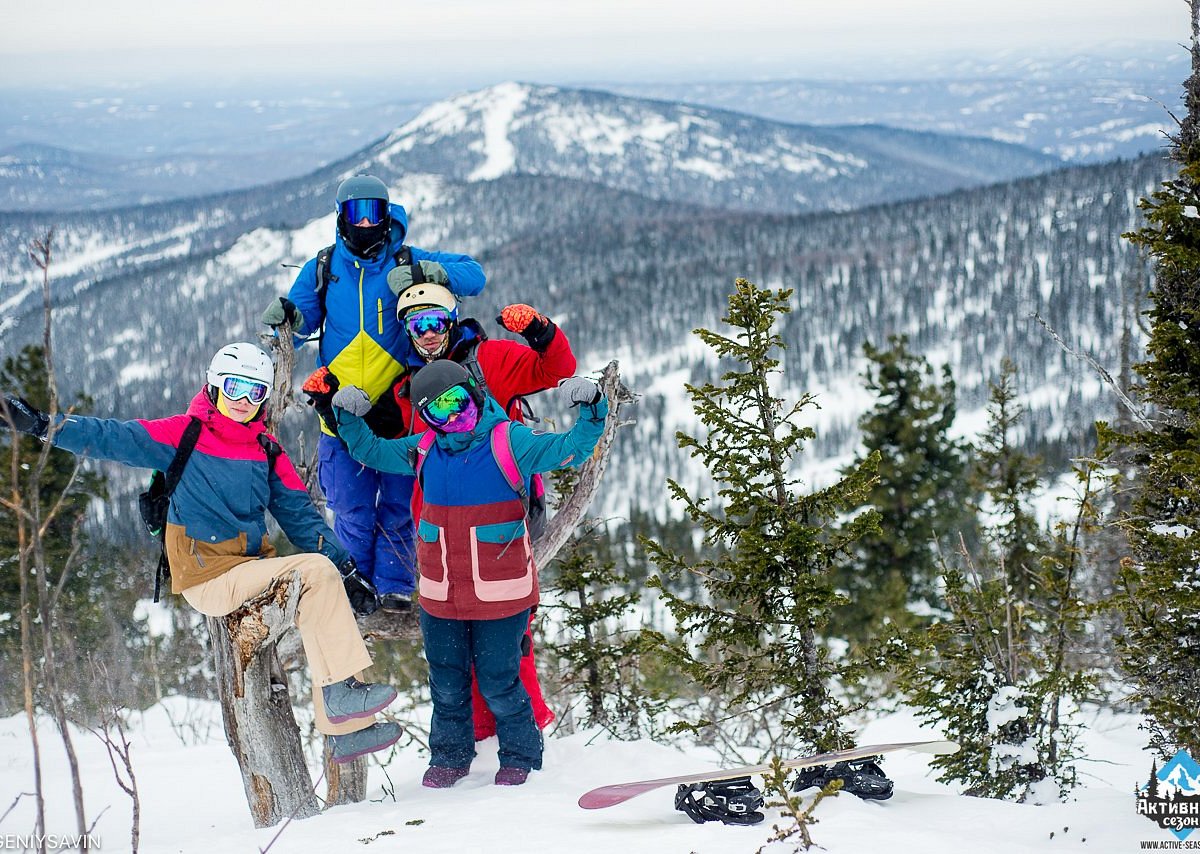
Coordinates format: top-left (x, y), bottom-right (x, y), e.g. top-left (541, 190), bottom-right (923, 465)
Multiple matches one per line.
top-left (421, 384), bottom-right (479, 432)
top-left (404, 306), bottom-right (456, 338)
top-left (339, 198), bottom-right (388, 226)
top-left (220, 375), bottom-right (270, 405)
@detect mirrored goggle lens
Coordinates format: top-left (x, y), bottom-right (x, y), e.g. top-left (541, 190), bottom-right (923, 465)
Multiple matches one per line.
top-left (339, 198), bottom-right (388, 226)
top-left (405, 307), bottom-right (455, 337)
top-left (221, 375), bottom-right (269, 404)
top-left (422, 384), bottom-right (473, 427)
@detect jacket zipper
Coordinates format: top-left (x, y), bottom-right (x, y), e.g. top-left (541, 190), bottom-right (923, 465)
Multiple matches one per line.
top-left (377, 298), bottom-right (384, 335)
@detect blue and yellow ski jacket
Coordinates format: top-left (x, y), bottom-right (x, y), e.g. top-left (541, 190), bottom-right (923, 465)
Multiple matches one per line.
top-left (286, 203), bottom-right (485, 416)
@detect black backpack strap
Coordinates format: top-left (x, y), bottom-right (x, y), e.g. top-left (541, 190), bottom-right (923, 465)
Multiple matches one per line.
top-left (313, 244), bottom-right (336, 365)
top-left (393, 245), bottom-right (424, 285)
top-left (259, 433), bottom-right (283, 474)
top-left (163, 417), bottom-right (203, 496)
top-left (153, 417), bottom-right (203, 602)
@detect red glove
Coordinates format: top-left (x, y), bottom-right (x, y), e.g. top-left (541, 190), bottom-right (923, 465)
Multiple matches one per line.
top-left (302, 367), bottom-right (340, 433)
top-left (497, 304), bottom-right (555, 351)
top-left (302, 366), bottom-right (339, 397)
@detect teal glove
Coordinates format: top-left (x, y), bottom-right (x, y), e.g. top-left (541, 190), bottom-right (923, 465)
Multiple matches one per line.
top-left (388, 260), bottom-right (449, 295)
top-left (261, 297), bottom-right (299, 328)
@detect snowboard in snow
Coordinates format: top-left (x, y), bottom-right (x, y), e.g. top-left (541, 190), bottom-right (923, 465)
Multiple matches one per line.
top-left (577, 739), bottom-right (959, 809)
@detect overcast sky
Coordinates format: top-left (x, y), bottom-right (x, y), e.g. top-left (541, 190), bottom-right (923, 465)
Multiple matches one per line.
top-left (0, 0), bottom-right (1186, 88)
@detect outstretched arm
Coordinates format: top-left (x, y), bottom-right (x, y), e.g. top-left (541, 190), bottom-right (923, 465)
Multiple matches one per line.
top-left (334, 405), bottom-right (421, 475)
top-left (509, 394), bottom-right (609, 476)
top-left (410, 246), bottom-right (486, 297)
top-left (52, 412), bottom-right (197, 471)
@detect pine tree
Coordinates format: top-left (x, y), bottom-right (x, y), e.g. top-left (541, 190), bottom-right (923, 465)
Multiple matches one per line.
top-left (0, 346), bottom-right (107, 682)
top-left (896, 362), bottom-right (1091, 802)
top-left (1098, 1), bottom-right (1200, 760)
top-left (542, 520), bottom-right (655, 737)
top-left (837, 335), bottom-right (973, 642)
top-left (643, 278), bottom-right (880, 753)
top-left (971, 359), bottom-right (1046, 601)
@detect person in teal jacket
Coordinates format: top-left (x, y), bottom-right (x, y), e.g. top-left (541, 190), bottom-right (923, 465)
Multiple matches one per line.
top-left (329, 360), bottom-right (608, 788)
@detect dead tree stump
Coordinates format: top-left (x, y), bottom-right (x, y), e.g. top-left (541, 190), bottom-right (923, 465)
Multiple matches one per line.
top-left (207, 572), bottom-right (320, 827)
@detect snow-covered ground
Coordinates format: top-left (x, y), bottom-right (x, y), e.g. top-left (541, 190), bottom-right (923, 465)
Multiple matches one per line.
top-left (0, 698), bottom-right (1175, 853)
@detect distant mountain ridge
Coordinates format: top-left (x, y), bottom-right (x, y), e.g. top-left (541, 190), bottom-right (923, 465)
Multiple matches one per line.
top-left (0, 81), bottom-right (1058, 213)
top-left (375, 82), bottom-right (1057, 213)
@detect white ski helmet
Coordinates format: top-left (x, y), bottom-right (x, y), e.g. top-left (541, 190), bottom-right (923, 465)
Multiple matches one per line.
top-left (206, 342), bottom-right (274, 393)
top-left (393, 281), bottom-right (458, 321)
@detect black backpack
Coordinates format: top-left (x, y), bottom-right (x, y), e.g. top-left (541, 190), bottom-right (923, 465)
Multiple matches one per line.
top-left (137, 419), bottom-right (281, 601)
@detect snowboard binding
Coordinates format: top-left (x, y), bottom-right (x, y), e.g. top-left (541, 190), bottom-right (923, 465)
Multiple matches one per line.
top-left (674, 775), bottom-right (765, 825)
top-left (791, 757), bottom-right (894, 801)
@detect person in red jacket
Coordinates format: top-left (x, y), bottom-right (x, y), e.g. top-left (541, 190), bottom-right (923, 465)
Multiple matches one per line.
top-left (304, 279), bottom-right (575, 740)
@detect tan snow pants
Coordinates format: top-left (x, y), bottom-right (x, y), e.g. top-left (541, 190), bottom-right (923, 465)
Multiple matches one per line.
top-left (182, 553), bottom-right (375, 736)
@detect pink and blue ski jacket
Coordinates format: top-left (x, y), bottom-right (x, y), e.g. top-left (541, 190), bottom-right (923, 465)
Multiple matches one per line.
top-left (53, 391), bottom-right (347, 592)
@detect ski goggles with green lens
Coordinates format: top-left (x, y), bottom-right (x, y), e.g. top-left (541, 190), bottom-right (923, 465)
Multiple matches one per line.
top-left (421, 384), bottom-right (477, 429)
top-left (339, 198), bottom-right (388, 226)
top-left (220, 375), bottom-right (270, 405)
top-left (404, 306), bottom-right (456, 338)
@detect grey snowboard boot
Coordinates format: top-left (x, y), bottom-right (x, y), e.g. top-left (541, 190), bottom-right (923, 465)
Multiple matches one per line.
top-left (322, 677), bottom-right (398, 724)
top-left (329, 721), bottom-right (402, 764)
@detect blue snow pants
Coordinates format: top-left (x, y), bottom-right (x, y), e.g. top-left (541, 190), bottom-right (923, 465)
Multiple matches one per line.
top-left (420, 607), bottom-right (542, 771)
top-left (318, 433), bottom-right (416, 596)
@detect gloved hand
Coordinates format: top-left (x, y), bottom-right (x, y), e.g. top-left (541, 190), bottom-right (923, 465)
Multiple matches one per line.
top-left (497, 304), bottom-right (556, 351)
top-left (558, 377), bottom-right (602, 407)
top-left (387, 260), bottom-right (449, 295)
top-left (261, 297), bottom-right (299, 329)
top-left (1, 394), bottom-right (49, 438)
top-left (302, 367), bottom-right (341, 432)
top-left (332, 385), bottom-right (372, 417)
top-left (338, 557), bottom-right (380, 617)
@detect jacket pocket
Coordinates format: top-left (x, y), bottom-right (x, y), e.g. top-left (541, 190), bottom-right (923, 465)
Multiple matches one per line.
top-left (470, 520), bottom-right (533, 603)
top-left (416, 520), bottom-right (449, 601)
top-left (377, 298), bottom-right (384, 335)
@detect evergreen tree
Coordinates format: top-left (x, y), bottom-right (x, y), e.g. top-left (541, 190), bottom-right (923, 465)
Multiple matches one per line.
top-left (837, 335), bottom-right (973, 642)
top-left (970, 359), bottom-right (1046, 601)
top-left (542, 521), bottom-right (656, 737)
top-left (896, 365), bottom-right (1092, 802)
top-left (0, 347), bottom-right (107, 670)
top-left (643, 278), bottom-right (880, 753)
top-left (1098, 3), bottom-right (1200, 760)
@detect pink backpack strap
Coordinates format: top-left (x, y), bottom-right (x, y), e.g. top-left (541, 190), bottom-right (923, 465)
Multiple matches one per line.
top-left (490, 421), bottom-right (529, 505)
top-left (413, 429), bottom-right (438, 483)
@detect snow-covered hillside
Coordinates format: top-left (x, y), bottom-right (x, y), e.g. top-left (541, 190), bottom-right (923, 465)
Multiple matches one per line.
top-left (0, 699), bottom-right (1173, 853)
top-left (372, 82), bottom-right (1057, 214)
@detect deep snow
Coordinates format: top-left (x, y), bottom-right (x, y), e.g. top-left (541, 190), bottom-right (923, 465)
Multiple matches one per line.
top-left (0, 697), bottom-right (1177, 853)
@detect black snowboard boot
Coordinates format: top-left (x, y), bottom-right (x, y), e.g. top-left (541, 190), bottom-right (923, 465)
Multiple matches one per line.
top-left (792, 757), bottom-right (894, 800)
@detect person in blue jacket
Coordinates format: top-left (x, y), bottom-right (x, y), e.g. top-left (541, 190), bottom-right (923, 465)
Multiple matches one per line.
top-left (329, 360), bottom-right (608, 787)
top-left (1, 343), bottom-right (400, 763)
top-left (261, 174), bottom-right (486, 611)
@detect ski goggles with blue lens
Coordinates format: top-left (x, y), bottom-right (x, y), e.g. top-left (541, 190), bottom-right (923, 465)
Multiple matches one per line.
top-left (339, 198), bottom-right (388, 226)
top-left (421, 384), bottom-right (475, 428)
top-left (404, 306), bottom-right (456, 338)
top-left (220, 375), bottom-right (270, 405)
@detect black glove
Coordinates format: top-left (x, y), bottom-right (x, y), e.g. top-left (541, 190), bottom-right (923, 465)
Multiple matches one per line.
top-left (261, 297), bottom-right (300, 329)
top-left (338, 557), bottom-right (380, 617)
top-left (1, 394), bottom-right (49, 438)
